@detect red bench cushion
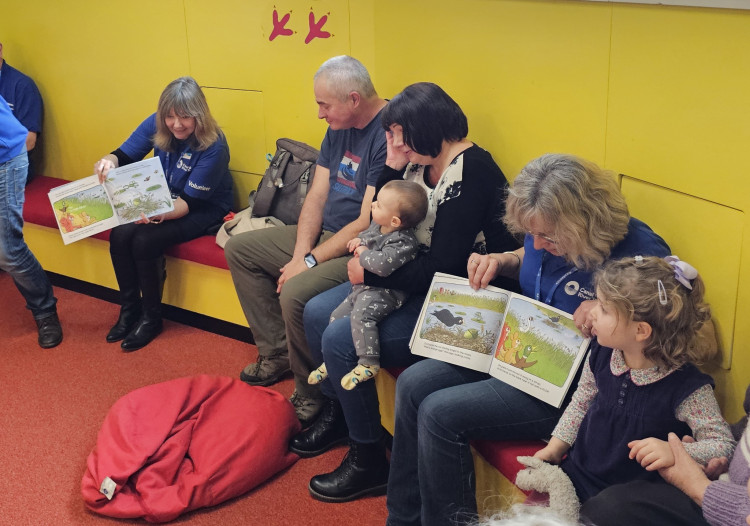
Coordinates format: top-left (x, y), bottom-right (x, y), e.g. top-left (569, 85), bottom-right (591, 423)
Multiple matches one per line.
top-left (24, 175), bottom-right (229, 269)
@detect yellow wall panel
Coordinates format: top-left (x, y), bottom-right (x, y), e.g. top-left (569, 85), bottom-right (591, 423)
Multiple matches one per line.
top-left (185, 0), bottom-right (353, 152)
top-left (622, 176), bottom-right (743, 371)
top-left (371, 0), bottom-right (612, 179)
top-left (606, 5), bottom-right (750, 207)
top-left (1, 1), bottom-right (190, 182)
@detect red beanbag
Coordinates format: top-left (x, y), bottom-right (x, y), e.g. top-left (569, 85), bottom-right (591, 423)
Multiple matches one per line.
top-left (81, 375), bottom-right (300, 522)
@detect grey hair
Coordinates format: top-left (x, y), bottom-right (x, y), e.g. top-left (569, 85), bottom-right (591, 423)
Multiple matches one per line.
top-left (314, 55), bottom-right (377, 101)
top-left (504, 153), bottom-right (630, 270)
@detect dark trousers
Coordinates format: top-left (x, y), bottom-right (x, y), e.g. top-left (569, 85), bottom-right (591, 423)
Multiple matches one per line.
top-left (580, 480), bottom-right (708, 526)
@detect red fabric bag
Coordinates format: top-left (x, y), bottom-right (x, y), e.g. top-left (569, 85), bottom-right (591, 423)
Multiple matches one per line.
top-left (81, 375), bottom-right (300, 522)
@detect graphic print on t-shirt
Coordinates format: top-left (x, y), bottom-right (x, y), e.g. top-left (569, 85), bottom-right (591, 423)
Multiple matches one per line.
top-left (333, 150), bottom-right (360, 195)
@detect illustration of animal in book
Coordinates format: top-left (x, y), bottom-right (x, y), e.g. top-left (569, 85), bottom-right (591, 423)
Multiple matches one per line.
top-left (51, 187), bottom-right (113, 233)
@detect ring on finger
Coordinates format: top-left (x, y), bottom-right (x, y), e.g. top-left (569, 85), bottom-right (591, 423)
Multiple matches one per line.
top-left (582, 324), bottom-right (589, 330)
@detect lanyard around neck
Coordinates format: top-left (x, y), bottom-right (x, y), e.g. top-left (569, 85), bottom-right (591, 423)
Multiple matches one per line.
top-left (535, 251), bottom-right (577, 305)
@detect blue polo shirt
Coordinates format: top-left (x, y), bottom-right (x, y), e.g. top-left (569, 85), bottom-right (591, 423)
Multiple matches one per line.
top-left (0, 61), bottom-right (43, 133)
top-left (519, 218), bottom-right (670, 314)
top-left (118, 113), bottom-right (233, 213)
top-left (0, 95), bottom-right (28, 164)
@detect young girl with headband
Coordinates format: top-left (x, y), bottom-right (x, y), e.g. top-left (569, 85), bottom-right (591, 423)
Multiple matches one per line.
top-left (534, 255), bottom-right (735, 504)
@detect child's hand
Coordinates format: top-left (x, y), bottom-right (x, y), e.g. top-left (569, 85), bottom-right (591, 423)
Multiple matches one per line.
top-left (533, 437), bottom-right (569, 465)
top-left (628, 437), bottom-right (675, 471)
top-left (347, 238), bottom-right (362, 253)
top-left (353, 246), bottom-right (366, 257)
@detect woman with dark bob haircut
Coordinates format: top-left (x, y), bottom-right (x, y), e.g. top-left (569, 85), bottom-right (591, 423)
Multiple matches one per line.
top-left (290, 82), bottom-right (520, 503)
top-left (93, 77), bottom-right (233, 352)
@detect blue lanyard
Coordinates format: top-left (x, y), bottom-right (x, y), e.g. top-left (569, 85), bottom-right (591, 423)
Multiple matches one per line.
top-left (535, 252), bottom-right (577, 304)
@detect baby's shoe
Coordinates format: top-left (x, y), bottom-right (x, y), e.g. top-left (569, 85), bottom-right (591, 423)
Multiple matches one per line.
top-left (341, 364), bottom-right (380, 390)
top-left (308, 364), bottom-right (329, 385)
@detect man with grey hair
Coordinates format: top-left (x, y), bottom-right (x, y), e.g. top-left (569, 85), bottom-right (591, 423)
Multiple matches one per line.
top-left (225, 56), bottom-right (387, 425)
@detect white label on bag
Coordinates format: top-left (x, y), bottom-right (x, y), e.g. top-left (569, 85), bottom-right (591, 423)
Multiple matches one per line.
top-left (99, 477), bottom-right (117, 500)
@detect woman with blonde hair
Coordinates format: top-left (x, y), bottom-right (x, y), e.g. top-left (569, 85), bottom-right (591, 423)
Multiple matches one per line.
top-left (386, 153), bottom-right (671, 526)
top-left (93, 76), bottom-right (233, 351)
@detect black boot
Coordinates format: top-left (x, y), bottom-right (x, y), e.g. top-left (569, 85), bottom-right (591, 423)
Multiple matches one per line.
top-left (106, 254), bottom-right (141, 343)
top-left (289, 398), bottom-right (349, 458)
top-left (308, 439), bottom-right (389, 503)
top-left (121, 257), bottom-right (165, 352)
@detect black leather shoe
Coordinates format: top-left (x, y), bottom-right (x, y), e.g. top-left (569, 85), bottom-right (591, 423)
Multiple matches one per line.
top-left (106, 305), bottom-right (141, 343)
top-left (289, 399), bottom-right (349, 458)
top-left (308, 440), bottom-right (389, 502)
top-left (36, 313), bottom-right (63, 349)
top-left (121, 316), bottom-right (162, 352)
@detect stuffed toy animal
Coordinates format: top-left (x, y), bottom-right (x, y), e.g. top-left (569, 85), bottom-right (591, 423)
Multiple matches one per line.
top-left (515, 456), bottom-right (580, 523)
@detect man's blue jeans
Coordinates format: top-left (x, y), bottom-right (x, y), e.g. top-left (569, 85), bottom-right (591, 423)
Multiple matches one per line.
top-left (385, 359), bottom-right (563, 526)
top-left (0, 150), bottom-right (57, 318)
top-left (303, 282), bottom-right (423, 443)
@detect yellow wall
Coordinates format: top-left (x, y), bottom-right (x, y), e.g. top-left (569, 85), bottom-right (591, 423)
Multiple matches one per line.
top-left (2, 0), bottom-right (749, 418)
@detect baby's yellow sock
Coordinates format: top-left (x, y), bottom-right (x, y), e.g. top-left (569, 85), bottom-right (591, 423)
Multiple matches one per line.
top-left (341, 364), bottom-right (380, 390)
top-left (308, 364), bottom-right (328, 385)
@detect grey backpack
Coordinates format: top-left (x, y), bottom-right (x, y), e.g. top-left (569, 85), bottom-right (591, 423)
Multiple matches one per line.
top-left (250, 138), bottom-right (319, 225)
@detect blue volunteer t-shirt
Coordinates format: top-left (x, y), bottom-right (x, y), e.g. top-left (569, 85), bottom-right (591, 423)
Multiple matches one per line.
top-left (519, 217), bottom-right (670, 314)
top-left (0, 95), bottom-right (28, 164)
top-left (118, 113), bottom-right (233, 213)
top-left (317, 111), bottom-right (387, 233)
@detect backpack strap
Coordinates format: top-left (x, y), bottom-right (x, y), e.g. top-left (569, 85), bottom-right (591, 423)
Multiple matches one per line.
top-left (252, 149), bottom-right (290, 217)
top-left (298, 162), bottom-right (314, 208)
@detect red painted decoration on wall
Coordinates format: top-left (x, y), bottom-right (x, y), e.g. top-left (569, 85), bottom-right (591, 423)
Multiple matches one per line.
top-left (305, 11), bottom-right (331, 44)
top-left (269, 8), bottom-right (293, 41)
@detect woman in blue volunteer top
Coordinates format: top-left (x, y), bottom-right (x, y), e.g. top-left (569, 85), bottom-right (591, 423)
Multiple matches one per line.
top-left (93, 76), bottom-right (233, 352)
top-left (385, 153), bottom-right (671, 526)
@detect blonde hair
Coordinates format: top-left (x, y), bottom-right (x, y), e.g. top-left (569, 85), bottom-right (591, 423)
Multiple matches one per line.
top-left (593, 256), bottom-right (713, 370)
top-left (504, 154), bottom-right (630, 270)
top-left (153, 77), bottom-right (221, 152)
top-left (381, 180), bottom-right (428, 229)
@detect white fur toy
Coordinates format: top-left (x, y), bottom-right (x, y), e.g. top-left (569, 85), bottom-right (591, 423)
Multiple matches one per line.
top-left (515, 456), bottom-right (580, 523)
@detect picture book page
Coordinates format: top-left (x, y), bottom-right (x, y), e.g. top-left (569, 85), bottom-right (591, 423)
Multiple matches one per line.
top-left (48, 175), bottom-right (119, 245)
top-left (103, 157), bottom-right (173, 223)
top-left (410, 273), bottom-right (513, 372)
top-left (488, 296), bottom-right (589, 408)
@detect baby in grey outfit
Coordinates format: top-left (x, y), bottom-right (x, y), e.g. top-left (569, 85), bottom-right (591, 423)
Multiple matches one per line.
top-left (309, 180), bottom-right (428, 390)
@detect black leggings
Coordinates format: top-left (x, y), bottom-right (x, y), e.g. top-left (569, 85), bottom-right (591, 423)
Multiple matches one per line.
top-left (580, 480), bottom-right (708, 526)
top-left (109, 208), bottom-right (222, 261)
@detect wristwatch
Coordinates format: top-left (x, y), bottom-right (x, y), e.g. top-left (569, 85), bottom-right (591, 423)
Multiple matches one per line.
top-left (304, 252), bottom-right (318, 268)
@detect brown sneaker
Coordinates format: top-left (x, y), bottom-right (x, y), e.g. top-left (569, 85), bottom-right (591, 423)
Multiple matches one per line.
top-left (239, 353), bottom-right (291, 387)
top-left (289, 390), bottom-right (325, 427)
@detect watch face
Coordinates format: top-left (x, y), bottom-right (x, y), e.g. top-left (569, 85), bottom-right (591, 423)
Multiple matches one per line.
top-left (304, 253), bottom-right (317, 268)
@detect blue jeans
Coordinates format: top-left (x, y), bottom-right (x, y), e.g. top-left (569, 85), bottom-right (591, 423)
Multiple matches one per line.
top-left (385, 359), bottom-right (563, 526)
top-left (0, 150), bottom-right (56, 318)
top-left (303, 281), bottom-right (423, 443)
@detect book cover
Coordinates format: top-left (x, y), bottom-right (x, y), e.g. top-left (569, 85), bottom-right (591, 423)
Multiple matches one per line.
top-left (410, 273), bottom-right (590, 407)
top-left (48, 157), bottom-right (173, 245)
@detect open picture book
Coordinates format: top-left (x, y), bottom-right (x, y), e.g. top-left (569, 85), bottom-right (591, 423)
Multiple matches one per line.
top-left (410, 273), bottom-right (591, 407)
top-left (48, 157), bottom-right (174, 245)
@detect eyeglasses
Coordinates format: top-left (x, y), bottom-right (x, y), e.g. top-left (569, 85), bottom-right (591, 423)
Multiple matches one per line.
top-left (527, 231), bottom-right (558, 245)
